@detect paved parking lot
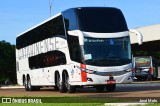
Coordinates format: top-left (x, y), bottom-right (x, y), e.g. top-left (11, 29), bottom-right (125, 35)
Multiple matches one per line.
top-left (1, 82), bottom-right (160, 97)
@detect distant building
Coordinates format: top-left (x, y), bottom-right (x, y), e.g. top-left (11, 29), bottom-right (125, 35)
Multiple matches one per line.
top-left (130, 24), bottom-right (160, 51)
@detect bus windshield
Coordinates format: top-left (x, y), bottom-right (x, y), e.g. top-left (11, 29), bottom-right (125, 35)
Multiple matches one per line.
top-left (76, 8), bottom-right (128, 33)
top-left (83, 36), bottom-right (131, 66)
top-left (135, 57), bottom-right (151, 67)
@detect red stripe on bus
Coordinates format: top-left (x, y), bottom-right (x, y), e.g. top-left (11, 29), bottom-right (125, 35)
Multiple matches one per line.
top-left (133, 68), bottom-right (136, 73)
top-left (80, 64), bottom-right (87, 82)
top-left (150, 68), bottom-right (154, 74)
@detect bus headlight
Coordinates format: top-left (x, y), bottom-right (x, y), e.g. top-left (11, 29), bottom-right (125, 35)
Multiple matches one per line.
top-left (82, 68), bottom-right (95, 74)
top-left (81, 68), bottom-right (95, 74)
top-left (125, 68), bottom-right (132, 72)
top-left (86, 69), bottom-right (95, 74)
top-left (76, 65), bottom-right (96, 74)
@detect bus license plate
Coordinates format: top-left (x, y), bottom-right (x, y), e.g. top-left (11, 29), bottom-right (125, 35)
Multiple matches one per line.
top-left (107, 80), bottom-right (116, 84)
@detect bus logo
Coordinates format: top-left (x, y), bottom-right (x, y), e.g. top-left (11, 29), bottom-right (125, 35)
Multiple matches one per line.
top-left (110, 39), bottom-right (114, 45)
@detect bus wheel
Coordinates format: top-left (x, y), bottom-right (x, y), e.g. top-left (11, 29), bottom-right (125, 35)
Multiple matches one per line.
top-left (24, 78), bottom-right (29, 91)
top-left (54, 72), bottom-right (59, 91)
top-left (95, 85), bottom-right (105, 92)
top-left (106, 84), bottom-right (116, 92)
top-left (146, 74), bottom-right (152, 81)
top-left (64, 72), bottom-right (76, 93)
top-left (56, 72), bottom-right (66, 93)
top-left (27, 77), bottom-right (34, 91)
top-left (34, 86), bottom-right (40, 91)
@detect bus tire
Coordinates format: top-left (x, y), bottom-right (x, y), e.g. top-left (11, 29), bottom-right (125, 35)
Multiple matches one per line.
top-left (55, 72), bottom-right (66, 93)
top-left (27, 76), bottom-right (34, 91)
top-left (24, 77), bottom-right (29, 91)
top-left (146, 74), bottom-right (152, 81)
top-left (64, 72), bottom-right (76, 93)
top-left (34, 86), bottom-right (40, 91)
top-left (95, 85), bottom-right (105, 92)
top-left (106, 84), bottom-right (116, 92)
top-left (23, 75), bottom-right (25, 86)
top-left (54, 72), bottom-right (60, 91)
top-left (152, 75), bottom-right (157, 80)
top-left (54, 72), bottom-right (59, 91)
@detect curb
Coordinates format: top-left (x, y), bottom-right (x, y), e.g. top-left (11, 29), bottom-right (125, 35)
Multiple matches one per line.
top-left (105, 103), bottom-right (147, 106)
top-left (0, 86), bottom-right (24, 89)
top-left (117, 83), bottom-right (160, 87)
top-left (133, 81), bottom-right (160, 84)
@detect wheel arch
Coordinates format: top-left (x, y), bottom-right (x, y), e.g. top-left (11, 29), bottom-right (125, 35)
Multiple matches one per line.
top-left (22, 74), bottom-right (25, 85)
top-left (62, 69), bottom-right (68, 81)
top-left (26, 74), bottom-right (30, 83)
top-left (54, 70), bottom-right (60, 84)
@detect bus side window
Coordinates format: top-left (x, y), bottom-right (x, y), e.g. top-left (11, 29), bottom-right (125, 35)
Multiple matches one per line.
top-left (71, 45), bottom-right (81, 62)
top-left (67, 35), bottom-right (82, 63)
top-left (63, 10), bottom-right (78, 31)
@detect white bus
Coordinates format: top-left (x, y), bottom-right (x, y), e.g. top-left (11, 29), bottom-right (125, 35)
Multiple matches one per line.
top-left (16, 7), bottom-right (140, 93)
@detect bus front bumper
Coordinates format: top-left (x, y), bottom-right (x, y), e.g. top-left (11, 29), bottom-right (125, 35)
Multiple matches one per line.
top-left (70, 72), bottom-right (133, 86)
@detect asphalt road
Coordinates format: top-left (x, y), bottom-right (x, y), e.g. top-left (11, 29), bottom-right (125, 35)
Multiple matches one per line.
top-left (1, 83), bottom-right (160, 97)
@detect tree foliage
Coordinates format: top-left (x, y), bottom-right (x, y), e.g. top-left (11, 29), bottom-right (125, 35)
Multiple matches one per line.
top-left (0, 40), bottom-right (16, 84)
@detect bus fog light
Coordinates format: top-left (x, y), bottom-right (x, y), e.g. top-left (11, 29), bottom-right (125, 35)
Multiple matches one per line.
top-left (128, 76), bottom-right (132, 80)
top-left (87, 78), bottom-right (93, 82)
top-left (85, 69), bottom-right (95, 74)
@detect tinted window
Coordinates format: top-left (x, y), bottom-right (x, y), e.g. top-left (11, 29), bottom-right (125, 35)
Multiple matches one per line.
top-left (16, 15), bottom-right (65, 49)
top-left (29, 51), bottom-right (67, 69)
top-left (63, 10), bottom-right (78, 31)
top-left (76, 8), bottom-right (128, 33)
top-left (67, 35), bottom-right (82, 63)
top-left (135, 57), bottom-right (151, 67)
top-left (83, 37), bottom-right (131, 66)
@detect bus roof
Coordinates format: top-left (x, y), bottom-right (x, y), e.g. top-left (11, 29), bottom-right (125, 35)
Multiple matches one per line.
top-left (62, 7), bottom-right (120, 12)
top-left (16, 7), bottom-right (120, 37)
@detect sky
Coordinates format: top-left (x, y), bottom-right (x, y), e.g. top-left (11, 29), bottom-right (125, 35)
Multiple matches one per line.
top-left (0, 0), bottom-right (160, 44)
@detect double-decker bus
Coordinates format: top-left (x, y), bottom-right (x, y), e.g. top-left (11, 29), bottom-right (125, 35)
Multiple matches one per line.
top-left (16, 7), bottom-right (140, 93)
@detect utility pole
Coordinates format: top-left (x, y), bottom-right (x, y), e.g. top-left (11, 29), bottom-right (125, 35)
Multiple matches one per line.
top-left (48, 0), bottom-right (53, 17)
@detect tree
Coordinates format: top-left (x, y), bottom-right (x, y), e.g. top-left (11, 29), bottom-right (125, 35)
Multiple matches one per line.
top-left (0, 40), bottom-right (16, 84)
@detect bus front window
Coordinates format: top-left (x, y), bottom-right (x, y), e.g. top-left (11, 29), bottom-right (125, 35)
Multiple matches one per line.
top-left (135, 57), bottom-right (151, 68)
top-left (82, 37), bottom-right (131, 66)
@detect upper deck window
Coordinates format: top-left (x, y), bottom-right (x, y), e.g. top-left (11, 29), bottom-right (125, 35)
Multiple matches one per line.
top-left (63, 9), bottom-right (78, 31)
top-left (16, 15), bottom-right (65, 49)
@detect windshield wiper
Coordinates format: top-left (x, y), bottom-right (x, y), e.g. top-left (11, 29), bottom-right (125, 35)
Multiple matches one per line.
top-left (106, 56), bottom-right (120, 58)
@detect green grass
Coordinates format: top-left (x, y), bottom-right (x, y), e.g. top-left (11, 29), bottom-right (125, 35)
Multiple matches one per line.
top-left (0, 96), bottom-right (125, 106)
top-left (1, 97), bottom-right (160, 106)
top-left (1, 103), bottom-right (160, 106)
top-left (0, 103), bottom-right (104, 106)
top-left (145, 103), bottom-right (160, 106)
top-left (0, 97), bottom-right (126, 103)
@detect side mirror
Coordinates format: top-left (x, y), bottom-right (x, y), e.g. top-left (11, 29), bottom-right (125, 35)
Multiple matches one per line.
top-left (68, 30), bottom-right (84, 45)
top-left (129, 29), bottom-right (143, 45)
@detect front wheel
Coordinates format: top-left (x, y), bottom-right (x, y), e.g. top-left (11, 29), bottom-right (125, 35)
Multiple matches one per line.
top-left (95, 85), bottom-right (105, 92)
top-left (106, 84), bottom-right (116, 92)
